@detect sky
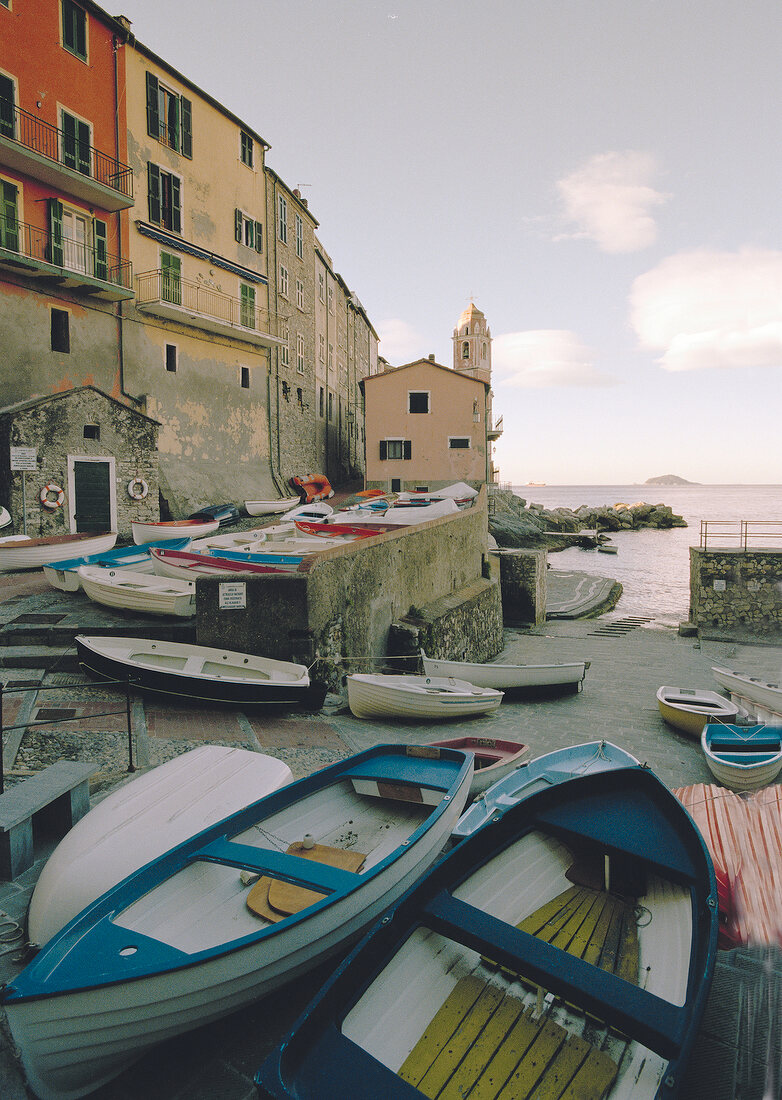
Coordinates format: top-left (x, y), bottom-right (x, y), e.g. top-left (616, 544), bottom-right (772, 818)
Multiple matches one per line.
top-left (116, 0), bottom-right (782, 485)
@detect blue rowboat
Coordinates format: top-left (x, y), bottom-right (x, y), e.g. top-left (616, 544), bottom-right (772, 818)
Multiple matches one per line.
top-left (453, 739), bottom-right (638, 839)
top-left (1, 744), bottom-right (473, 1100)
top-left (42, 537), bottom-right (191, 592)
top-left (257, 764), bottom-right (718, 1100)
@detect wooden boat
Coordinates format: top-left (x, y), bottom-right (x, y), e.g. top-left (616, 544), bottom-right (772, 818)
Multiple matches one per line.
top-left (1, 744), bottom-right (473, 1100)
top-left (131, 517), bottom-right (220, 545)
top-left (712, 665), bottom-right (782, 718)
top-left (289, 472), bottom-right (333, 503)
top-left (429, 736), bottom-right (529, 795)
top-left (0, 530), bottom-right (117, 572)
top-left (421, 651), bottom-right (591, 693)
top-left (187, 503), bottom-right (241, 528)
top-left (279, 501), bottom-right (333, 522)
top-left (27, 746), bottom-right (294, 947)
top-left (700, 722), bottom-right (782, 791)
top-left (347, 674), bottom-right (503, 720)
top-left (346, 498), bottom-right (459, 526)
top-left (0, 505), bottom-right (11, 529)
top-left (42, 538), bottom-right (191, 592)
top-left (396, 481), bottom-right (478, 506)
top-left (295, 519), bottom-right (394, 538)
top-left (454, 740), bottom-right (639, 839)
top-left (189, 528), bottom-right (270, 552)
top-left (656, 685), bottom-right (745, 738)
top-left (257, 765), bottom-right (718, 1100)
top-left (77, 566), bottom-right (195, 617)
top-left (245, 496), bottom-right (301, 516)
top-left (75, 635), bottom-right (327, 710)
top-left (149, 547), bottom-right (298, 580)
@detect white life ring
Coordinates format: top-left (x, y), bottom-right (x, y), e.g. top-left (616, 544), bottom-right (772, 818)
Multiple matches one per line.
top-left (127, 477), bottom-right (149, 501)
top-left (40, 483), bottom-right (65, 509)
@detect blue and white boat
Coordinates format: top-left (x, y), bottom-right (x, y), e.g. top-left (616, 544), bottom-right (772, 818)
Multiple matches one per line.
top-left (454, 739), bottom-right (638, 839)
top-left (42, 538), bottom-right (191, 592)
top-left (701, 722), bottom-right (782, 791)
top-left (258, 764), bottom-right (718, 1100)
top-left (1, 744), bottom-right (472, 1100)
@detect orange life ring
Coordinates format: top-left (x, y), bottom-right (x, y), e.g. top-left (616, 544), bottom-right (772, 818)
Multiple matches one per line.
top-left (127, 477), bottom-right (149, 501)
top-left (40, 483), bottom-right (65, 509)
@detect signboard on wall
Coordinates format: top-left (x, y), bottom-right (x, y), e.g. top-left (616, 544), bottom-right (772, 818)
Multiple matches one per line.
top-left (219, 582), bottom-right (247, 609)
top-left (10, 447), bottom-right (37, 471)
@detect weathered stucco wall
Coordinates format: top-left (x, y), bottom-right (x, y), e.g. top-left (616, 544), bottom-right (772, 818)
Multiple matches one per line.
top-left (690, 547), bottom-right (782, 639)
top-left (195, 489), bottom-right (495, 685)
top-left (497, 548), bottom-right (547, 625)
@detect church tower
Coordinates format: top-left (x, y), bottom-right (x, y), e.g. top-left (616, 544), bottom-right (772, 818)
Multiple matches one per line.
top-left (452, 301), bottom-right (491, 386)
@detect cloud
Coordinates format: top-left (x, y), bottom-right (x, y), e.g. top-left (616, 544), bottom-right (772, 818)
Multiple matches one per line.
top-left (493, 330), bottom-right (616, 388)
top-left (630, 248), bottom-right (782, 371)
top-left (556, 151), bottom-right (670, 253)
top-left (376, 318), bottom-right (429, 364)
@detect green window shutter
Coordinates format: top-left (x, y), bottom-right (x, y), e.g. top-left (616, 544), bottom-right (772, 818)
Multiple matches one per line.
top-left (147, 162), bottom-right (161, 223)
top-left (170, 175), bottom-right (181, 232)
top-left (161, 251), bottom-right (181, 305)
top-left (254, 221), bottom-right (263, 254)
top-left (48, 198), bottom-right (64, 266)
top-left (403, 440), bottom-right (412, 460)
top-left (93, 218), bottom-right (107, 281)
top-left (62, 111), bottom-right (77, 169)
top-left (145, 72), bottom-right (159, 138)
top-left (0, 74), bottom-right (14, 138)
top-left (240, 284), bottom-right (255, 328)
top-left (234, 208), bottom-right (243, 243)
top-left (76, 118), bottom-right (90, 175)
top-left (379, 440), bottom-right (387, 461)
top-left (1, 180), bottom-right (19, 252)
top-left (180, 97), bottom-right (192, 158)
top-left (167, 94), bottom-right (180, 152)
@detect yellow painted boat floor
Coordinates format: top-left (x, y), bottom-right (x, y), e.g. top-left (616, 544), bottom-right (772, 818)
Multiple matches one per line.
top-left (398, 884), bottom-right (640, 1100)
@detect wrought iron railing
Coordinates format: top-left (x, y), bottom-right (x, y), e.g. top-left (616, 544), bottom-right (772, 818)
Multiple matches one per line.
top-left (0, 214), bottom-right (133, 289)
top-left (0, 98), bottom-right (134, 199)
top-left (136, 269), bottom-right (278, 336)
top-left (700, 520), bottom-right (782, 551)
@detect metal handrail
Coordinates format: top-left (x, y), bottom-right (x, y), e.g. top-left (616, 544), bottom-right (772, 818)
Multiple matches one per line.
top-left (0, 98), bottom-right (134, 198)
top-left (700, 520), bottom-right (782, 551)
top-left (136, 269), bottom-right (277, 336)
top-left (0, 214), bottom-right (133, 289)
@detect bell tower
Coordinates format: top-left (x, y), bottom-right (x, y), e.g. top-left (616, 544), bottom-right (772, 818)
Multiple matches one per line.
top-left (452, 300), bottom-right (491, 386)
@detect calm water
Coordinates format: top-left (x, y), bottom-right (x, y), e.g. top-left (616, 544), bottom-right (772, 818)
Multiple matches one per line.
top-left (511, 485), bottom-right (782, 624)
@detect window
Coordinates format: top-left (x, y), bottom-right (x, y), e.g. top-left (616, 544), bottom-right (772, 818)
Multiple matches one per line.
top-left (281, 381), bottom-right (290, 400)
top-left (161, 251), bottom-right (181, 304)
top-left (234, 209), bottom-right (262, 253)
top-left (241, 366), bottom-right (250, 389)
top-left (296, 278), bottom-right (304, 310)
top-left (296, 333), bottom-right (305, 373)
top-left (279, 264), bottom-right (289, 298)
top-left (328, 343), bottom-right (333, 372)
top-left (328, 392), bottom-right (333, 420)
top-left (165, 344), bottom-right (177, 372)
top-left (240, 131), bottom-right (253, 167)
top-left (0, 179), bottom-right (19, 252)
top-left (295, 213), bottom-right (303, 259)
top-left (408, 391), bottom-right (429, 414)
top-left (51, 308), bottom-right (70, 352)
top-left (148, 164), bottom-right (181, 232)
top-left (449, 437), bottom-right (470, 449)
top-left (319, 386), bottom-right (324, 417)
top-left (280, 323), bottom-right (289, 367)
top-left (379, 439), bottom-right (411, 461)
top-left (482, 343), bottom-right (487, 359)
top-left (83, 424), bottom-right (99, 440)
top-left (296, 388), bottom-right (304, 408)
top-left (277, 195), bottom-right (287, 243)
top-left (240, 283), bottom-right (256, 328)
top-left (61, 109), bottom-right (90, 176)
top-left (318, 271), bottom-right (325, 302)
top-left (62, 0), bottom-right (86, 60)
top-left (319, 334), bottom-right (325, 362)
top-left (327, 284), bottom-right (333, 313)
top-left (462, 341), bottom-right (470, 359)
top-left (61, 207), bottom-right (89, 273)
top-left (0, 1), bottom-right (10, 9)
top-left (0, 74), bottom-right (15, 139)
top-left (145, 72), bottom-right (192, 157)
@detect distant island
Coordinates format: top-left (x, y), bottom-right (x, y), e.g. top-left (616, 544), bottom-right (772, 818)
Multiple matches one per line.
top-left (644, 474), bottom-right (698, 486)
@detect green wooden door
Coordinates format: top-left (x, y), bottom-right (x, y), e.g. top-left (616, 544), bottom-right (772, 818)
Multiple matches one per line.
top-left (73, 461), bottom-right (111, 532)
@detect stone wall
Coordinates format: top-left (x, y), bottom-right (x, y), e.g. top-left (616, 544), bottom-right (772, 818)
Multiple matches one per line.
top-left (195, 488), bottom-right (497, 687)
top-left (387, 579), bottom-right (502, 668)
top-left (496, 548), bottom-right (547, 625)
top-left (690, 547), bottom-right (782, 639)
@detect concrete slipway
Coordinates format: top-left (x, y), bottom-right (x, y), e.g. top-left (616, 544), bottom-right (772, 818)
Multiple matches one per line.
top-left (0, 567), bottom-right (780, 1098)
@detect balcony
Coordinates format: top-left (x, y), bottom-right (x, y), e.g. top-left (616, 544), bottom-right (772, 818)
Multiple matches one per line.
top-left (0, 216), bottom-right (133, 300)
top-left (0, 101), bottom-right (134, 211)
top-left (135, 270), bottom-right (284, 348)
top-left (487, 415), bottom-right (503, 441)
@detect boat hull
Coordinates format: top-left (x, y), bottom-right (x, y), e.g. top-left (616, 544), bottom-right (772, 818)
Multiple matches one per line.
top-left (422, 652), bottom-right (589, 691)
top-left (42, 539), bottom-right (191, 592)
top-left (429, 736), bottom-right (529, 795)
top-left (347, 674), bottom-right (503, 720)
top-left (149, 547), bottom-right (295, 580)
top-left (0, 531), bottom-right (117, 572)
top-left (245, 497), bottom-right (301, 516)
top-left (77, 567), bottom-right (195, 617)
top-left (132, 518), bottom-right (220, 545)
top-left (656, 685), bottom-right (741, 738)
top-left (700, 723), bottom-right (782, 791)
top-left (712, 665), bottom-right (782, 717)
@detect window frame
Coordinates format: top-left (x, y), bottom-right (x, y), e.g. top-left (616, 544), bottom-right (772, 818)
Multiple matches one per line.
top-left (0, 176), bottom-right (20, 253)
top-left (61, 0), bottom-right (87, 62)
top-left (448, 436), bottom-right (471, 450)
top-left (408, 390), bottom-right (430, 414)
top-left (145, 71), bottom-right (192, 158)
top-left (148, 162), bottom-right (182, 233)
top-left (59, 104), bottom-right (92, 177)
top-left (277, 194), bottom-right (288, 244)
top-left (379, 438), bottom-right (412, 461)
top-left (240, 365), bottom-right (250, 389)
top-left (279, 263), bottom-right (289, 299)
top-left (279, 323), bottom-right (289, 367)
top-left (296, 278), bottom-right (304, 311)
top-left (51, 307), bottom-right (70, 353)
top-left (240, 282), bottom-right (256, 329)
top-left (296, 332), bottom-right (305, 374)
top-left (165, 343), bottom-right (177, 373)
top-left (295, 213), bottom-right (304, 259)
top-left (240, 130), bottom-right (253, 168)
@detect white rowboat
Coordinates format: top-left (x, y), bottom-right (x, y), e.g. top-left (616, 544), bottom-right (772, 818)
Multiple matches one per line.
top-left (131, 517), bottom-right (219, 545)
top-left (421, 650), bottom-right (590, 692)
top-left (0, 531), bottom-right (117, 572)
top-left (77, 566), bottom-right (195, 617)
top-left (347, 674), bottom-right (503, 720)
top-left (244, 496), bottom-right (301, 516)
top-left (700, 723), bottom-right (782, 791)
top-left (712, 665), bottom-right (782, 719)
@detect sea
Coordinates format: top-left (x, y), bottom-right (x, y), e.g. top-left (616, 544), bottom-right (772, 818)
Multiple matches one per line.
top-left (510, 485), bottom-right (782, 626)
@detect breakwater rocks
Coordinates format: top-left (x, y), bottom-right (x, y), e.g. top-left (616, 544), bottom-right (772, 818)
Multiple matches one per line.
top-left (489, 489), bottom-right (687, 549)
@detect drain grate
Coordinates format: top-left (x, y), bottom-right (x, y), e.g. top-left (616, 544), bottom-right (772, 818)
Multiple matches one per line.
top-left (11, 613), bottom-right (66, 625)
top-left (589, 616), bottom-right (654, 637)
top-left (35, 708), bottom-right (77, 722)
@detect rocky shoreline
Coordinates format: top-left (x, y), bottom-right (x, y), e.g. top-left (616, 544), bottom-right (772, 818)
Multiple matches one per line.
top-left (489, 488), bottom-right (687, 550)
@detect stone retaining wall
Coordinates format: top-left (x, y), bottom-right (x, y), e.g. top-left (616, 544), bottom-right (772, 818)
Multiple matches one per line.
top-left (386, 578), bottom-right (503, 666)
top-left (496, 548), bottom-right (547, 624)
top-left (690, 547), bottom-right (782, 638)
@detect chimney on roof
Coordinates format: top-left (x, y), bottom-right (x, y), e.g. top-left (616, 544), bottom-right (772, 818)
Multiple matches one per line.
top-left (115, 15), bottom-right (132, 31)
top-left (428, 353), bottom-right (435, 361)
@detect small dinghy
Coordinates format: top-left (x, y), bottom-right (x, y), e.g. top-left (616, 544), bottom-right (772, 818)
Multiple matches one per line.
top-left (75, 635), bottom-right (327, 709)
top-left (429, 736), bottom-right (529, 795)
top-left (454, 740), bottom-right (639, 839)
top-left (2, 744), bottom-right (472, 1100)
top-left (712, 664), bottom-right (782, 718)
top-left (77, 566), bottom-right (195, 617)
top-left (289, 473), bottom-right (334, 503)
top-left (422, 651), bottom-right (590, 693)
top-left (42, 538), bottom-right (191, 592)
top-left (656, 685), bottom-right (745, 738)
top-left (257, 765), bottom-right (717, 1100)
top-left (700, 722), bottom-right (782, 791)
top-left (245, 496), bottom-right (301, 516)
top-left (294, 518), bottom-right (395, 538)
top-left (0, 505), bottom-right (11, 529)
top-left (0, 531), bottom-right (117, 572)
top-left (279, 501), bottom-right (334, 522)
top-left (131, 517), bottom-right (220, 545)
top-left (187, 503), bottom-right (241, 528)
top-left (347, 674), bottom-right (503, 720)
top-left (149, 546), bottom-right (299, 579)
top-left (28, 746), bottom-right (293, 947)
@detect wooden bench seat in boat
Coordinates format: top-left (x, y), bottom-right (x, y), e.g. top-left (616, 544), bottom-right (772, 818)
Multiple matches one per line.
top-left (195, 838), bottom-right (363, 896)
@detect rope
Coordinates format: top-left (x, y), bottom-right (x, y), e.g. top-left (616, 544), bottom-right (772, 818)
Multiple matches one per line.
top-left (0, 910), bottom-right (26, 959)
